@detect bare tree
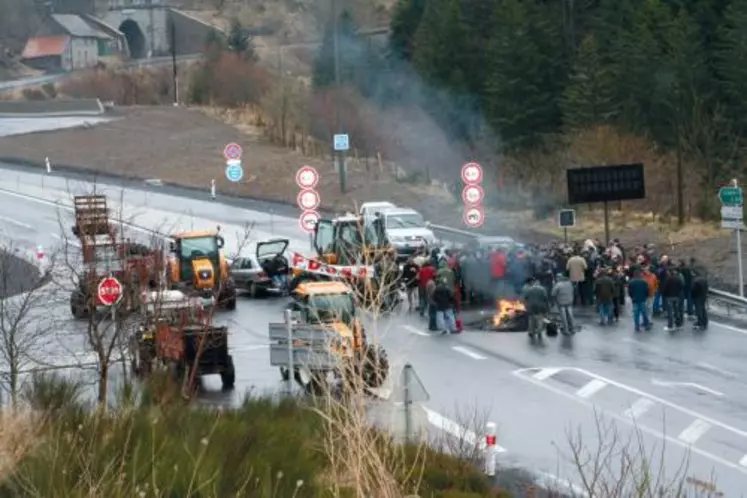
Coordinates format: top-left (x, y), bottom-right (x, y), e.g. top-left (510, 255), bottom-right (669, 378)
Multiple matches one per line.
top-left (0, 242), bottom-right (56, 406)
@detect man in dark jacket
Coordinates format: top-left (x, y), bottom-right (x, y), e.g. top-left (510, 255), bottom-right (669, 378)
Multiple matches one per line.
top-left (432, 278), bottom-right (457, 334)
top-left (678, 260), bottom-right (694, 318)
top-left (691, 270), bottom-right (709, 330)
top-left (593, 269), bottom-right (616, 325)
top-left (402, 257), bottom-right (420, 311)
top-left (628, 271), bottom-right (651, 332)
top-left (662, 268), bottom-right (684, 330)
top-left (522, 277), bottom-right (550, 339)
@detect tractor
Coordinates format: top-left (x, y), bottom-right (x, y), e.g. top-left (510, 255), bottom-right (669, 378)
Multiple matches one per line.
top-left (281, 280), bottom-right (389, 395)
top-left (130, 289), bottom-right (235, 391)
top-left (167, 229), bottom-right (237, 310)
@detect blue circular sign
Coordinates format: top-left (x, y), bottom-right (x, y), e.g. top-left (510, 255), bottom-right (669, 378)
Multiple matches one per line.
top-left (225, 162), bottom-right (244, 182)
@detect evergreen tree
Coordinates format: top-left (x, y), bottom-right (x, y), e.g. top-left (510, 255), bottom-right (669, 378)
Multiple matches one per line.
top-left (312, 10), bottom-right (360, 89)
top-left (484, 0), bottom-right (566, 150)
top-left (226, 18), bottom-right (257, 61)
top-left (715, 0), bottom-right (747, 133)
top-left (389, 0), bottom-right (427, 60)
top-left (561, 34), bottom-right (618, 129)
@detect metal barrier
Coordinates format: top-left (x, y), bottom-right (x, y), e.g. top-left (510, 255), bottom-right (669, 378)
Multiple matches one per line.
top-left (426, 221), bottom-right (747, 314)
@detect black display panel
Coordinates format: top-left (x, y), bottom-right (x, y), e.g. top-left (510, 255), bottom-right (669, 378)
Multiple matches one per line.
top-left (566, 163), bottom-right (645, 204)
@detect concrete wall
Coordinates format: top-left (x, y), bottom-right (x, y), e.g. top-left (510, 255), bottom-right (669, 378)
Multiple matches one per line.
top-left (168, 9), bottom-right (220, 56)
top-left (103, 7), bottom-right (170, 57)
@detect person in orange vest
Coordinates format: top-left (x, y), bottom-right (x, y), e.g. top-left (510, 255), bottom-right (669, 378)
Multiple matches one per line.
top-left (641, 266), bottom-right (658, 316)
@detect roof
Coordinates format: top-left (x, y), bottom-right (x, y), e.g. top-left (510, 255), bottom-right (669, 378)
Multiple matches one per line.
top-left (173, 230), bottom-right (219, 239)
top-left (295, 281), bottom-right (352, 296)
top-left (52, 14), bottom-right (111, 39)
top-left (21, 36), bottom-right (69, 59)
top-left (81, 14), bottom-right (123, 38)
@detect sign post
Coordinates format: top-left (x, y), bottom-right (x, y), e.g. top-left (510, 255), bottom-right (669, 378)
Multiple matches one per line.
top-left (719, 180), bottom-right (744, 296)
top-left (461, 162), bottom-right (484, 228)
top-left (296, 166), bottom-right (320, 234)
top-left (558, 209), bottom-right (576, 244)
top-left (333, 134), bottom-right (349, 193)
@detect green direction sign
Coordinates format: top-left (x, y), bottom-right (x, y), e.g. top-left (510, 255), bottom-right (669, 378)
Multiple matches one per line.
top-left (719, 186), bottom-right (743, 206)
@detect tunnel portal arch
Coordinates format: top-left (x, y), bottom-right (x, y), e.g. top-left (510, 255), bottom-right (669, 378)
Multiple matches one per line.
top-left (119, 19), bottom-right (147, 59)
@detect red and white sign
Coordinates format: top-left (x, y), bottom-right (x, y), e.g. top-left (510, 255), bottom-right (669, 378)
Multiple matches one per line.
top-left (290, 252), bottom-right (372, 278)
top-left (296, 166), bottom-right (319, 189)
top-left (298, 210), bottom-right (320, 234)
top-left (297, 189), bottom-right (321, 211)
top-left (463, 206), bottom-right (484, 228)
top-left (461, 185), bottom-right (484, 206)
top-left (461, 162), bottom-right (483, 185)
top-left (98, 276), bottom-right (123, 306)
top-left (35, 245), bottom-right (44, 261)
top-left (223, 142), bottom-right (243, 161)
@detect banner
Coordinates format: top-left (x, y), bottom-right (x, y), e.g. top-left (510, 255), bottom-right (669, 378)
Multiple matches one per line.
top-left (290, 252), bottom-right (372, 278)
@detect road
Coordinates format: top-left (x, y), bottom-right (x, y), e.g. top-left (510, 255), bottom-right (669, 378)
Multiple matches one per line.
top-left (0, 168), bottom-right (746, 496)
top-left (0, 54), bottom-right (201, 94)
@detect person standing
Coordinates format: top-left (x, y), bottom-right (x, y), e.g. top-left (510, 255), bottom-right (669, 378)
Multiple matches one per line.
top-left (551, 273), bottom-right (575, 335)
top-left (691, 270), bottom-right (709, 330)
top-left (522, 277), bottom-right (550, 339)
top-left (662, 268), bottom-right (684, 331)
top-left (566, 252), bottom-right (588, 306)
top-left (628, 270), bottom-right (652, 332)
top-left (402, 257), bottom-right (420, 311)
top-left (425, 276), bottom-right (438, 331)
top-left (417, 260), bottom-right (437, 317)
top-left (432, 277), bottom-right (458, 334)
top-left (594, 269), bottom-right (616, 326)
top-left (678, 259), bottom-right (694, 319)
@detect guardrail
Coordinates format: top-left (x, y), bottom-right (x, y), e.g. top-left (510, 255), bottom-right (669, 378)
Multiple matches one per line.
top-left (426, 222), bottom-right (747, 315)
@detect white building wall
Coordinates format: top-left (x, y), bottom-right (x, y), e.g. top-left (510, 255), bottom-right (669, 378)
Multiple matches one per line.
top-left (69, 37), bottom-right (99, 69)
top-left (103, 8), bottom-right (170, 57)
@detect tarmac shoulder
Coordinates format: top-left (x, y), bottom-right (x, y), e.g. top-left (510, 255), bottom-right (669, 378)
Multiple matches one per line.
top-left (0, 247), bottom-right (43, 298)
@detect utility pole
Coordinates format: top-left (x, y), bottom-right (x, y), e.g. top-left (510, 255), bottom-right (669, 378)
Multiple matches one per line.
top-left (332, 0), bottom-right (346, 193)
top-left (169, 19), bottom-right (178, 105)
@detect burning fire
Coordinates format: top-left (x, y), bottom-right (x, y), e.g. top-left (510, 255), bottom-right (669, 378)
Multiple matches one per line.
top-left (493, 299), bottom-right (526, 327)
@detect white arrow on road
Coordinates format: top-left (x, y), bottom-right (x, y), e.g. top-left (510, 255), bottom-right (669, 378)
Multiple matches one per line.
top-left (651, 379), bottom-right (725, 396)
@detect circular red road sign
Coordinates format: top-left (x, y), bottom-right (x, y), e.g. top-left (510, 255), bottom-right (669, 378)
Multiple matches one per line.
top-left (297, 188), bottom-right (321, 211)
top-left (461, 162), bottom-right (483, 185)
top-left (98, 276), bottom-right (123, 306)
top-left (296, 165), bottom-right (319, 189)
top-left (463, 205), bottom-right (485, 228)
top-left (461, 184), bottom-right (484, 206)
top-left (298, 210), bottom-right (320, 234)
top-left (223, 142), bottom-right (243, 161)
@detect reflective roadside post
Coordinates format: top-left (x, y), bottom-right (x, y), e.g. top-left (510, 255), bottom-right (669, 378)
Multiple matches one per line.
top-left (45, 156), bottom-right (51, 174)
top-left (484, 422), bottom-right (497, 477)
top-left (210, 179), bottom-right (216, 200)
top-left (284, 308), bottom-right (294, 395)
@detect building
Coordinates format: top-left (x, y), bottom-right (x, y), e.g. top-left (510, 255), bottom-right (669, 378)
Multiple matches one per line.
top-left (21, 14), bottom-right (126, 72)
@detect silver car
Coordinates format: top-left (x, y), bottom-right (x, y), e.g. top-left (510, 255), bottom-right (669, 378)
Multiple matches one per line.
top-left (230, 238), bottom-right (289, 298)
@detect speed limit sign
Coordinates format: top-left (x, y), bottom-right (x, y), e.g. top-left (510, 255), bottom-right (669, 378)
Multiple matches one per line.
top-left (461, 162), bottom-right (483, 185)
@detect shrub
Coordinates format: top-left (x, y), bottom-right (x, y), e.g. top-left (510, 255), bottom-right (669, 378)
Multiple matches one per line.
top-left (58, 67), bottom-right (174, 105)
top-left (188, 53), bottom-right (271, 107)
top-left (20, 88), bottom-right (46, 101)
top-left (40, 82), bottom-right (57, 99)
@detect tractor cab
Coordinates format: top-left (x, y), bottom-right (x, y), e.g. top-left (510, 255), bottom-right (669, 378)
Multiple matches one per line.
top-left (289, 281), bottom-right (361, 348)
top-left (169, 230), bottom-right (225, 290)
top-left (313, 214), bottom-right (389, 266)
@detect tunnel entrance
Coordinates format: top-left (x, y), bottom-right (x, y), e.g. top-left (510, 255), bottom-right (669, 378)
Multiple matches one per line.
top-left (119, 19), bottom-right (147, 59)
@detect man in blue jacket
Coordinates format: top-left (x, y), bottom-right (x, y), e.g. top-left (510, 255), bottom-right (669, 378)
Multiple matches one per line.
top-left (628, 270), bottom-right (652, 332)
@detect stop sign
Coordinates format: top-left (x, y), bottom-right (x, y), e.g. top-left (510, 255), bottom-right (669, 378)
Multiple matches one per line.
top-left (98, 276), bottom-right (123, 306)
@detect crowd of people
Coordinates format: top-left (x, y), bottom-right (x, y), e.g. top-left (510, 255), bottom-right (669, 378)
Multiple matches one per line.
top-left (396, 237), bottom-right (711, 337)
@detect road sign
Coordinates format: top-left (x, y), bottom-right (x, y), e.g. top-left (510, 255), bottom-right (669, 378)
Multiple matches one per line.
top-left (463, 206), bottom-right (484, 228)
top-left (225, 160), bottom-right (244, 182)
top-left (390, 363), bottom-right (429, 403)
top-left (461, 162), bottom-right (483, 185)
top-left (223, 142), bottom-right (243, 161)
top-left (719, 186), bottom-right (743, 206)
top-left (298, 210), bottom-right (320, 233)
top-left (295, 166), bottom-right (319, 189)
top-left (721, 219), bottom-right (744, 230)
top-left (333, 134), bottom-right (349, 152)
top-left (461, 184), bottom-right (484, 206)
top-left (297, 189), bottom-right (321, 211)
top-left (721, 205), bottom-right (743, 220)
top-left (98, 276), bottom-right (122, 306)
top-left (558, 209), bottom-right (576, 228)
top-left (35, 245), bottom-right (44, 261)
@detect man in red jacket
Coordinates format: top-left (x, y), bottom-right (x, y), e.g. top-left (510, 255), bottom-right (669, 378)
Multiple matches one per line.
top-left (489, 248), bottom-right (508, 298)
top-left (418, 261), bottom-right (437, 317)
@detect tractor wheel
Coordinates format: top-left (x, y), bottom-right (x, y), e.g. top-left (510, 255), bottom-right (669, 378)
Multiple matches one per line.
top-left (280, 367), bottom-right (290, 381)
top-left (360, 344), bottom-right (389, 389)
top-left (70, 289), bottom-right (88, 319)
top-left (221, 355), bottom-right (235, 390)
top-left (221, 281), bottom-right (237, 310)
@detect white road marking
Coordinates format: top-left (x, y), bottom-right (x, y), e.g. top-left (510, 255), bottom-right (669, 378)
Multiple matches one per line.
top-left (0, 214), bottom-right (33, 230)
top-left (532, 367), bottom-right (562, 381)
top-left (623, 397), bottom-right (655, 419)
top-left (576, 379), bottom-right (608, 399)
top-left (231, 344), bottom-right (269, 352)
top-left (651, 379), bottom-right (725, 397)
top-left (739, 454), bottom-right (747, 467)
top-left (534, 471), bottom-right (589, 498)
top-left (50, 232), bottom-right (81, 248)
top-left (678, 419), bottom-right (712, 444)
top-left (697, 361), bottom-right (738, 378)
top-left (403, 324), bottom-right (430, 337)
top-left (422, 406), bottom-right (507, 453)
top-left (451, 346), bottom-right (486, 360)
top-left (711, 321), bottom-right (747, 336)
top-left (512, 368), bottom-right (747, 475)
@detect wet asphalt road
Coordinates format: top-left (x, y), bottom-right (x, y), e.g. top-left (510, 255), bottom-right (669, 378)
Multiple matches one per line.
top-left (0, 168), bottom-right (746, 495)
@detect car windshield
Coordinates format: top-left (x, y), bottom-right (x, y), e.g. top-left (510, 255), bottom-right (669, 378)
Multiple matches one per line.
top-left (307, 293), bottom-right (355, 325)
top-left (385, 213), bottom-right (425, 229)
top-left (181, 236), bottom-right (218, 259)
